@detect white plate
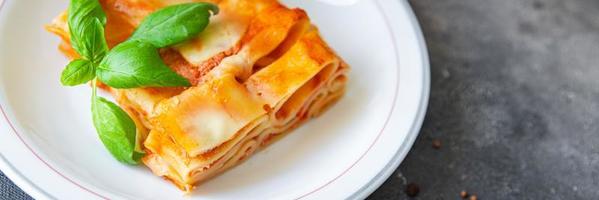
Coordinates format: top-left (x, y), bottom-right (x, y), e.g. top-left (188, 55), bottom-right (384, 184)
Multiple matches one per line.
top-left (0, 0), bottom-right (429, 199)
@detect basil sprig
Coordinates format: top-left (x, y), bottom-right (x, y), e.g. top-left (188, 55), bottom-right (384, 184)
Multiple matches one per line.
top-left (97, 3), bottom-right (218, 88)
top-left (91, 86), bottom-right (144, 164)
top-left (61, 0), bottom-right (218, 164)
top-left (130, 3), bottom-right (219, 48)
top-left (97, 40), bottom-right (191, 88)
top-left (92, 86), bottom-right (143, 164)
top-left (65, 0), bottom-right (143, 164)
top-left (61, 59), bottom-right (95, 86)
top-left (67, 0), bottom-right (108, 63)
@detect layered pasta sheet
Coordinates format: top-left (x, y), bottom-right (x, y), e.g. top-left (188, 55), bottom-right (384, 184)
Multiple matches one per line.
top-left (48, 0), bottom-right (348, 191)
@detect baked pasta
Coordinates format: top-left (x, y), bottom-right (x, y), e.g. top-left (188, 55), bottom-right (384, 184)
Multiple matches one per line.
top-left (47, 0), bottom-right (349, 192)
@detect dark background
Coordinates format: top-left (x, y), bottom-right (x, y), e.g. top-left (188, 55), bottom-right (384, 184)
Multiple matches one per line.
top-left (369, 0), bottom-right (599, 199)
top-left (2, 0), bottom-right (599, 199)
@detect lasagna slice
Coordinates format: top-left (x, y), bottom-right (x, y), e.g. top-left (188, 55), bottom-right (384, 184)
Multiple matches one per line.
top-left (48, 0), bottom-right (349, 192)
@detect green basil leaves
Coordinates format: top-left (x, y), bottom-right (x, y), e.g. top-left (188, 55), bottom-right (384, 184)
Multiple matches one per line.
top-left (67, 0), bottom-right (108, 62)
top-left (97, 2), bottom-right (218, 88)
top-left (61, 59), bottom-right (95, 86)
top-left (92, 95), bottom-right (143, 164)
top-left (64, 1), bottom-right (217, 88)
top-left (62, 0), bottom-right (218, 164)
top-left (66, 0), bottom-right (142, 164)
top-left (130, 3), bottom-right (218, 48)
top-left (98, 40), bottom-right (190, 88)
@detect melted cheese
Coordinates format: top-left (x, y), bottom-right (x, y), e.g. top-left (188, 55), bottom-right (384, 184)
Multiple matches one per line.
top-left (151, 74), bottom-right (266, 156)
top-left (175, 11), bottom-right (247, 66)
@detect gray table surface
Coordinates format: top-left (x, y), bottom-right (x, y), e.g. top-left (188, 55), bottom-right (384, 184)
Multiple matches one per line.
top-left (2, 0), bottom-right (599, 199)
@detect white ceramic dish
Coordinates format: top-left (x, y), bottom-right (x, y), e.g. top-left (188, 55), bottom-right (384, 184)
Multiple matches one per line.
top-left (0, 0), bottom-right (429, 199)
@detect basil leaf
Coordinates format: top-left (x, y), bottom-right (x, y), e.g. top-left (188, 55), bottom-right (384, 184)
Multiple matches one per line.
top-left (61, 59), bottom-right (95, 86)
top-left (97, 40), bottom-right (191, 88)
top-left (68, 0), bottom-right (108, 62)
top-left (129, 3), bottom-right (218, 48)
top-left (68, 0), bottom-right (106, 26)
top-left (92, 95), bottom-right (142, 164)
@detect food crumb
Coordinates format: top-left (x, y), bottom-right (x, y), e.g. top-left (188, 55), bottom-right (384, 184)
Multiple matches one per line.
top-left (432, 139), bottom-right (442, 149)
top-left (405, 183), bottom-right (420, 197)
top-left (469, 195), bottom-right (477, 200)
top-left (460, 190), bottom-right (469, 198)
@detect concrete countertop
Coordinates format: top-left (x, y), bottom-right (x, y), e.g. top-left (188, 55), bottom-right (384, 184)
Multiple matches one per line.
top-left (369, 0), bottom-right (599, 199)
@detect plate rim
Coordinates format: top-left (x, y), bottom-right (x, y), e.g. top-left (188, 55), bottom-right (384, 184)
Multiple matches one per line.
top-left (0, 0), bottom-right (430, 199)
top-left (349, 0), bottom-right (430, 198)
